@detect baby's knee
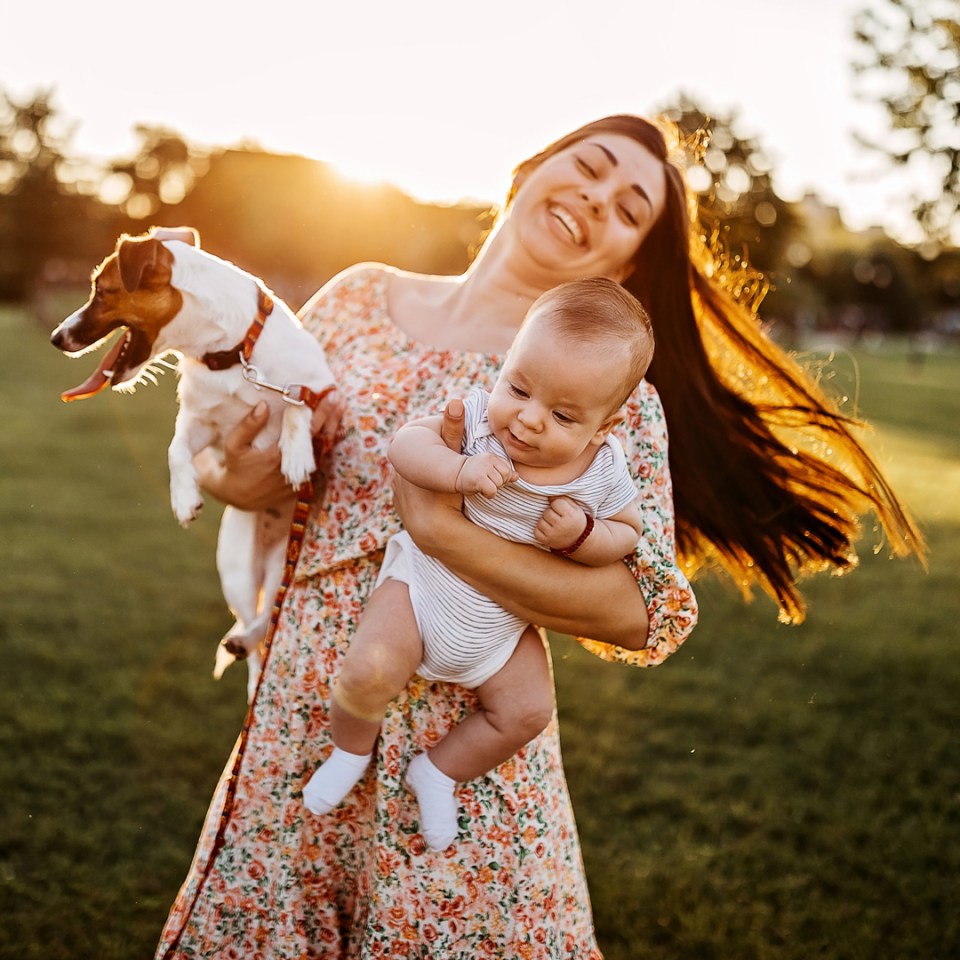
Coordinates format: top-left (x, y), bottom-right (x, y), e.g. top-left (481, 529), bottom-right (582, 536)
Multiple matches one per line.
top-left (510, 690), bottom-right (555, 744)
top-left (337, 648), bottom-right (395, 702)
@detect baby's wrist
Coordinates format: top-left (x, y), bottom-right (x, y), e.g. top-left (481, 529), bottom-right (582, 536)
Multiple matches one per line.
top-left (452, 455), bottom-right (469, 493)
top-left (550, 512), bottom-right (595, 557)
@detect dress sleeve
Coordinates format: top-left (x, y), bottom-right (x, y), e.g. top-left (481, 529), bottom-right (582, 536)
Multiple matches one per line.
top-left (575, 381), bottom-right (698, 667)
top-left (297, 263), bottom-right (386, 352)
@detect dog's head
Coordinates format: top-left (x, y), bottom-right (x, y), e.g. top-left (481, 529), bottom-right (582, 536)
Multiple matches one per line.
top-left (50, 227), bottom-right (200, 401)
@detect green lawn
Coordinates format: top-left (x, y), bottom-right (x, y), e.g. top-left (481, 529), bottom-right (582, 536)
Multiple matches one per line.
top-left (2, 305), bottom-right (957, 959)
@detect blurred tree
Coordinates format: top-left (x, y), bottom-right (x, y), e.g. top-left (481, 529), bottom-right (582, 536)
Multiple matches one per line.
top-left (106, 125), bottom-right (209, 222)
top-left (657, 93), bottom-right (800, 280)
top-left (0, 88), bottom-right (115, 303)
top-left (853, 0), bottom-right (960, 251)
top-left (165, 147), bottom-right (488, 308)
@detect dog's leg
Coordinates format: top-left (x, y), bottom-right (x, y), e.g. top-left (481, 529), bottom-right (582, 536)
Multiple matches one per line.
top-left (214, 506), bottom-right (263, 667)
top-left (278, 405), bottom-right (316, 487)
top-left (214, 504), bottom-right (290, 701)
top-left (168, 412), bottom-right (216, 526)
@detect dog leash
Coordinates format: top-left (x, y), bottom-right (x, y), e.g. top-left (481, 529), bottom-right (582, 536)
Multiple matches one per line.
top-left (159, 453), bottom-right (333, 958)
top-left (160, 293), bottom-right (337, 958)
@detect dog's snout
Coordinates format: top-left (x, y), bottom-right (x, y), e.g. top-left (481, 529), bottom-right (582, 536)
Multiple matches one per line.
top-left (50, 327), bottom-right (66, 349)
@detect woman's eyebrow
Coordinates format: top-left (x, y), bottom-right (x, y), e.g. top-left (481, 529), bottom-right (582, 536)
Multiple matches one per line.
top-left (631, 183), bottom-right (652, 207)
top-left (588, 141), bottom-right (652, 207)
top-left (588, 142), bottom-right (619, 166)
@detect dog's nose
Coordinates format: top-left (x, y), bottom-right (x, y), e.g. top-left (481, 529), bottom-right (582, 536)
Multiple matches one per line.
top-left (50, 328), bottom-right (65, 348)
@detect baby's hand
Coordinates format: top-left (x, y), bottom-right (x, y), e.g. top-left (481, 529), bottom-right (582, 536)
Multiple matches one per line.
top-left (535, 496), bottom-right (588, 550)
top-left (455, 453), bottom-right (517, 499)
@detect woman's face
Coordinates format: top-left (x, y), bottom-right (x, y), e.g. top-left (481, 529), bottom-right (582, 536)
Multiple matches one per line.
top-left (507, 133), bottom-right (668, 283)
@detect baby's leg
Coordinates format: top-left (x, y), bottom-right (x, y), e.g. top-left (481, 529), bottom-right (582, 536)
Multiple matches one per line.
top-left (303, 578), bottom-right (422, 815)
top-left (432, 626), bottom-right (554, 780)
top-left (406, 626), bottom-right (553, 849)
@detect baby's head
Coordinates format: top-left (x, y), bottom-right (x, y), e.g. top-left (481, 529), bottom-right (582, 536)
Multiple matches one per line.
top-left (488, 278), bottom-right (654, 470)
top-left (525, 277), bottom-right (654, 408)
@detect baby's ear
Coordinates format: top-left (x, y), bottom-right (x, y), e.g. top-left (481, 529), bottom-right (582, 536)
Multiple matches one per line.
top-left (591, 411), bottom-right (624, 445)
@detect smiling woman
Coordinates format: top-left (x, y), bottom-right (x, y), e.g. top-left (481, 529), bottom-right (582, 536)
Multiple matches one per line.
top-left (152, 112), bottom-right (922, 960)
top-left (507, 134), bottom-right (668, 284)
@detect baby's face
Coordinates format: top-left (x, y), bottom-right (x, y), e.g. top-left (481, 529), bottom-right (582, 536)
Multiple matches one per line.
top-left (487, 313), bottom-right (624, 470)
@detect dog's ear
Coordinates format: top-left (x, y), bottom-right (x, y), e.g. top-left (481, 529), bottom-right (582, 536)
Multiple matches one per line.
top-left (150, 225), bottom-right (200, 247)
top-left (117, 236), bottom-right (163, 292)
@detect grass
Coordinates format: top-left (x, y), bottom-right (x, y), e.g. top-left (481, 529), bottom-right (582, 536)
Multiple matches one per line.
top-left (2, 306), bottom-right (958, 959)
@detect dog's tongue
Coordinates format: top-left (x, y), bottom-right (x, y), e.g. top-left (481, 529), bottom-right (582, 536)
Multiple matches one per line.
top-left (60, 334), bottom-right (126, 403)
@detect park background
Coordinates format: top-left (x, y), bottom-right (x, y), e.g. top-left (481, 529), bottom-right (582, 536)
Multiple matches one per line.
top-left (1, 0), bottom-right (958, 957)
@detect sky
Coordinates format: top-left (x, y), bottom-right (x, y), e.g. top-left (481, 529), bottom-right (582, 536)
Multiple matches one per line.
top-left (3, 0), bottom-right (919, 240)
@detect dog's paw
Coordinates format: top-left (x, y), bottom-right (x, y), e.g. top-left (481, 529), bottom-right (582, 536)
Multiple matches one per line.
top-left (171, 489), bottom-right (204, 527)
top-left (281, 460), bottom-right (314, 489)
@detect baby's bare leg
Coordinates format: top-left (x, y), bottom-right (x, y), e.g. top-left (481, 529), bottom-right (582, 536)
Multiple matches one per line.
top-left (303, 578), bottom-right (421, 815)
top-left (429, 626), bottom-right (555, 782)
top-left (406, 627), bottom-right (553, 849)
top-left (332, 578), bottom-right (423, 751)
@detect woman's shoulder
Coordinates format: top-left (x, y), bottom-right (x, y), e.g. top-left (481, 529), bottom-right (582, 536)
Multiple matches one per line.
top-left (313, 261), bottom-right (395, 298)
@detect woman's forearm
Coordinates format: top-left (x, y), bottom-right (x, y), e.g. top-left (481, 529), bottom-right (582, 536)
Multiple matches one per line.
top-left (416, 503), bottom-right (650, 649)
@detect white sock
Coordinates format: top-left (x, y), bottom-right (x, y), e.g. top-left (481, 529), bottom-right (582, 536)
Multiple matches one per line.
top-left (405, 752), bottom-right (458, 851)
top-left (302, 747), bottom-right (372, 815)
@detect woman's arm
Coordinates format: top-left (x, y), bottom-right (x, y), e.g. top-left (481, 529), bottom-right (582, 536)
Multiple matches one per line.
top-left (392, 400), bottom-right (649, 648)
top-left (392, 476), bottom-right (650, 648)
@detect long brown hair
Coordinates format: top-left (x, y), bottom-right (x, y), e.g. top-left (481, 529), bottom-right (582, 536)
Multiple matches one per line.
top-left (509, 115), bottom-right (924, 622)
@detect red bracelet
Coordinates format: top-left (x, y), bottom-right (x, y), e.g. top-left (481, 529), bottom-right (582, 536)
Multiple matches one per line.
top-left (551, 512), bottom-right (595, 557)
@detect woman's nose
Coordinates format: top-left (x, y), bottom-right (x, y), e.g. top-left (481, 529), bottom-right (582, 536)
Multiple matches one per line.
top-left (579, 189), bottom-right (608, 220)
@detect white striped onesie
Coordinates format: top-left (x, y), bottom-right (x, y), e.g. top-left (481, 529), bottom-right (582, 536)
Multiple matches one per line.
top-left (376, 388), bottom-right (640, 688)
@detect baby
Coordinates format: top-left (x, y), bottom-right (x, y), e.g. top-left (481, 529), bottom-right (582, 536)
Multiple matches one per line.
top-left (303, 277), bottom-right (655, 849)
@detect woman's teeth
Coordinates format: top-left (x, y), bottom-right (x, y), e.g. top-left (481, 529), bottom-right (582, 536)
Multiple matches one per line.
top-left (549, 205), bottom-right (584, 245)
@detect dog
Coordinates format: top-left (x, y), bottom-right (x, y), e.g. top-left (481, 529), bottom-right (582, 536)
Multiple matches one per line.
top-left (50, 227), bottom-right (337, 700)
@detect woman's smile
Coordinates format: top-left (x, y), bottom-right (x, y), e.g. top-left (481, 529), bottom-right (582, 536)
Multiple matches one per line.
top-left (547, 203), bottom-right (586, 246)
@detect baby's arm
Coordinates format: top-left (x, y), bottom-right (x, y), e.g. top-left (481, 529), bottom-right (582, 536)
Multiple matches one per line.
top-left (388, 415), bottom-right (517, 499)
top-left (535, 496), bottom-right (643, 566)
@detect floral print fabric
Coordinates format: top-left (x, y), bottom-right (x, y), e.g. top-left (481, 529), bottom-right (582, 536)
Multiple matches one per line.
top-left (155, 266), bottom-right (697, 959)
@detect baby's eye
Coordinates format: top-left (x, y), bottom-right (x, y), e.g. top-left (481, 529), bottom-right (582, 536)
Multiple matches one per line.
top-left (575, 157), bottom-right (598, 179)
top-left (553, 411), bottom-right (575, 425)
top-left (509, 384), bottom-right (529, 399)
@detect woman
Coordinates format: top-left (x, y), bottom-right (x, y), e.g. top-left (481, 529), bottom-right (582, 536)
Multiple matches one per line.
top-left (155, 115), bottom-right (921, 959)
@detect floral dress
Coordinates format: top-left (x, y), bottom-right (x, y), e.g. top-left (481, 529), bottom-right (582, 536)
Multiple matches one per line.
top-left (155, 265), bottom-right (698, 960)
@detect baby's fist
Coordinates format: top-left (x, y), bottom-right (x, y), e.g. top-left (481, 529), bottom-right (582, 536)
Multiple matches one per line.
top-left (534, 496), bottom-right (587, 549)
top-left (456, 453), bottom-right (517, 499)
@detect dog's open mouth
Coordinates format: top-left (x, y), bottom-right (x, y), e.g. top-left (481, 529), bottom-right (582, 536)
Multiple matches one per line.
top-left (61, 327), bottom-right (144, 402)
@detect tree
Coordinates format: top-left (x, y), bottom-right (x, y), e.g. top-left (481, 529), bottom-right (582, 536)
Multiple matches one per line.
top-left (853, 0), bottom-right (960, 251)
top-left (106, 125), bottom-right (209, 221)
top-left (0, 88), bottom-right (115, 302)
top-left (656, 93), bottom-right (801, 320)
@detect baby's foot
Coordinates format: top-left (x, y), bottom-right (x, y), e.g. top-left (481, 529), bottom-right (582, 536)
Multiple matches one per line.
top-left (302, 748), bottom-right (372, 815)
top-left (405, 752), bottom-right (458, 850)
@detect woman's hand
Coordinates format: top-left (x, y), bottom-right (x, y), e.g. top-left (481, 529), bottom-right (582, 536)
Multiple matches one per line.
top-left (195, 403), bottom-right (289, 510)
top-left (196, 390), bottom-right (343, 511)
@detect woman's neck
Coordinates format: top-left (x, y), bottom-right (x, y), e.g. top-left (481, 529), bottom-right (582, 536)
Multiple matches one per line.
top-left (386, 218), bottom-right (563, 355)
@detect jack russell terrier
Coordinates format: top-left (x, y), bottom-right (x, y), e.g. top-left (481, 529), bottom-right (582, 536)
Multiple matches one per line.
top-left (50, 227), bottom-right (337, 700)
